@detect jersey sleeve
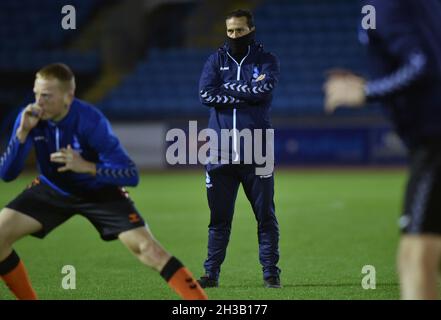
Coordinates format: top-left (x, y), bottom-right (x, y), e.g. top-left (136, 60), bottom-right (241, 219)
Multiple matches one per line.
top-left (86, 115), bottom-right (139, 187)
top-left (364, 0), bottom-right (429, 100)
top-left (0, 111), bottom-right (33, 182)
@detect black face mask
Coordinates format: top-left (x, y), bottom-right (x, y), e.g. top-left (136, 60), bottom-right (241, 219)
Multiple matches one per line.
top-left (227, 30), bottom-right (255, 60)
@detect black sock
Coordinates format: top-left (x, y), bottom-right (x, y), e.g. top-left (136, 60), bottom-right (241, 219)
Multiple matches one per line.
top-left (160, 256), bottom-right (183, 282)
top-left (0, 250), bottom-right (20, 276)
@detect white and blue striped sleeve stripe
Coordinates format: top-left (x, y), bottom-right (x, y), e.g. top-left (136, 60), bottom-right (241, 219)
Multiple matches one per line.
top-left (200, 89), bottom-right (243, 105)
top-left (365, 52), bottom-right (427, 100)
top-left (0, 135), bottom-right (32, 181)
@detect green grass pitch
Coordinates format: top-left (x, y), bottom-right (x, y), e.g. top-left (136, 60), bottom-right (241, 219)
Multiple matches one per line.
top-left (0, 169), bottom-right (406, 300)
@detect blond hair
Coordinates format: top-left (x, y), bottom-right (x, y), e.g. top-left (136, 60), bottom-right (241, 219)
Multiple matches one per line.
top-left (36, 63), bottom-right (76, 92)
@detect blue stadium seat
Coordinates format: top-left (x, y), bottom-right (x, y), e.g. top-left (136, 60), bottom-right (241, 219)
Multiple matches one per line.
top-left (0, 0), bottom-right (102, 73)
top-left (98, 0), bottom-right (376, 118)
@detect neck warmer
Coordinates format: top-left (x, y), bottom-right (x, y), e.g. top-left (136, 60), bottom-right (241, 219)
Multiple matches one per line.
top-left (227, 30), bottom-right (255, 60)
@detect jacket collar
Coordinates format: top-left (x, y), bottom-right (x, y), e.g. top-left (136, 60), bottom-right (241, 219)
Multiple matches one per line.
top-left (220, 40), bottom-right (262, 54)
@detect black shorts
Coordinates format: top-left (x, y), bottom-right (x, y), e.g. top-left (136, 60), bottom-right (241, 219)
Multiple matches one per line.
top-left (5, 179), bottom-right (145, 241)
top-left (400, 142), bottom-right (441, 235)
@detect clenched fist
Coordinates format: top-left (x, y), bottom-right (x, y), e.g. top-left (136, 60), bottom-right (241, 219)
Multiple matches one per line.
top-left (16, 104), bottom-right (43, 143)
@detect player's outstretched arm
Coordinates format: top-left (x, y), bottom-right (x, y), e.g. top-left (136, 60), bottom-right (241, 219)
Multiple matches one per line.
top-left (323, 70), bottom-right (367, 114)
top-left (324, 0), bottom-right (430, 114)
top-left (363, 0), bottom-right (429, 101)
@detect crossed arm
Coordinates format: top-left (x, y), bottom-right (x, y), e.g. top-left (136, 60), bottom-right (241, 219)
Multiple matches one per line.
top-left (199, 53), bottom-right (280, 108)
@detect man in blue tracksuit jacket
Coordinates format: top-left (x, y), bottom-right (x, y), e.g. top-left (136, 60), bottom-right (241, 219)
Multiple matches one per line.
top-left (0, 63), bottom-right (207, 300)
top-left (324, 0), bottom-right (441, 299)
top-left (197, 10), bottom-right (281, 288)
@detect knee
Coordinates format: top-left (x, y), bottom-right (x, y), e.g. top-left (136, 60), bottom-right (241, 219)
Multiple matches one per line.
top-left (0, 228), bottom-right (14, 260)
top-left (209, 218), bottom-right (232, 231)
top-left (138, 240), bottom-right (154, 257)
top-left (258, 217), bottom-right (279, 230)
top-left (0, 214), bottom-right (13, 248)
top-left (136, 240), bottom-right (166, 268)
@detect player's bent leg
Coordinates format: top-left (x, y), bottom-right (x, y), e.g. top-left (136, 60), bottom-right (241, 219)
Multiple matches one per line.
top-left (0, 208), bottom-right (42, 300)
top-left (119, 226), bottom-right (208, 300)
top-left (118, 226), bottom-right (170, 271)
top-left (0, 208), bottom-right (42, 260)
top-left (398, 234), bottom-right (441, 300)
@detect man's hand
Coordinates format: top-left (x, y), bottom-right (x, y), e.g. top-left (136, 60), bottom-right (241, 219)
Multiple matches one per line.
top-left (324, 70), bottom-right (367, 114)
top-left (255, 74), bottom-right (266, 82)
top-left (50, 145), bottom-right (96, 175)
top-left (16, 104), bottom-right (43, 143)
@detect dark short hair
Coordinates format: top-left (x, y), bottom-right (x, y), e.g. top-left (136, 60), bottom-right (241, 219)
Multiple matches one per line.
top-left (36, 63), bottom-right (75, 91)
top-left (226, 9), bottom-right (254, 29)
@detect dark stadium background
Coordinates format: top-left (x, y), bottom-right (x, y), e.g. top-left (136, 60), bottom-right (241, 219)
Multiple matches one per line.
top-left (0, 0), bottom-right (406, 300)
top-left (0, 0), bottom-right (407, 167)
